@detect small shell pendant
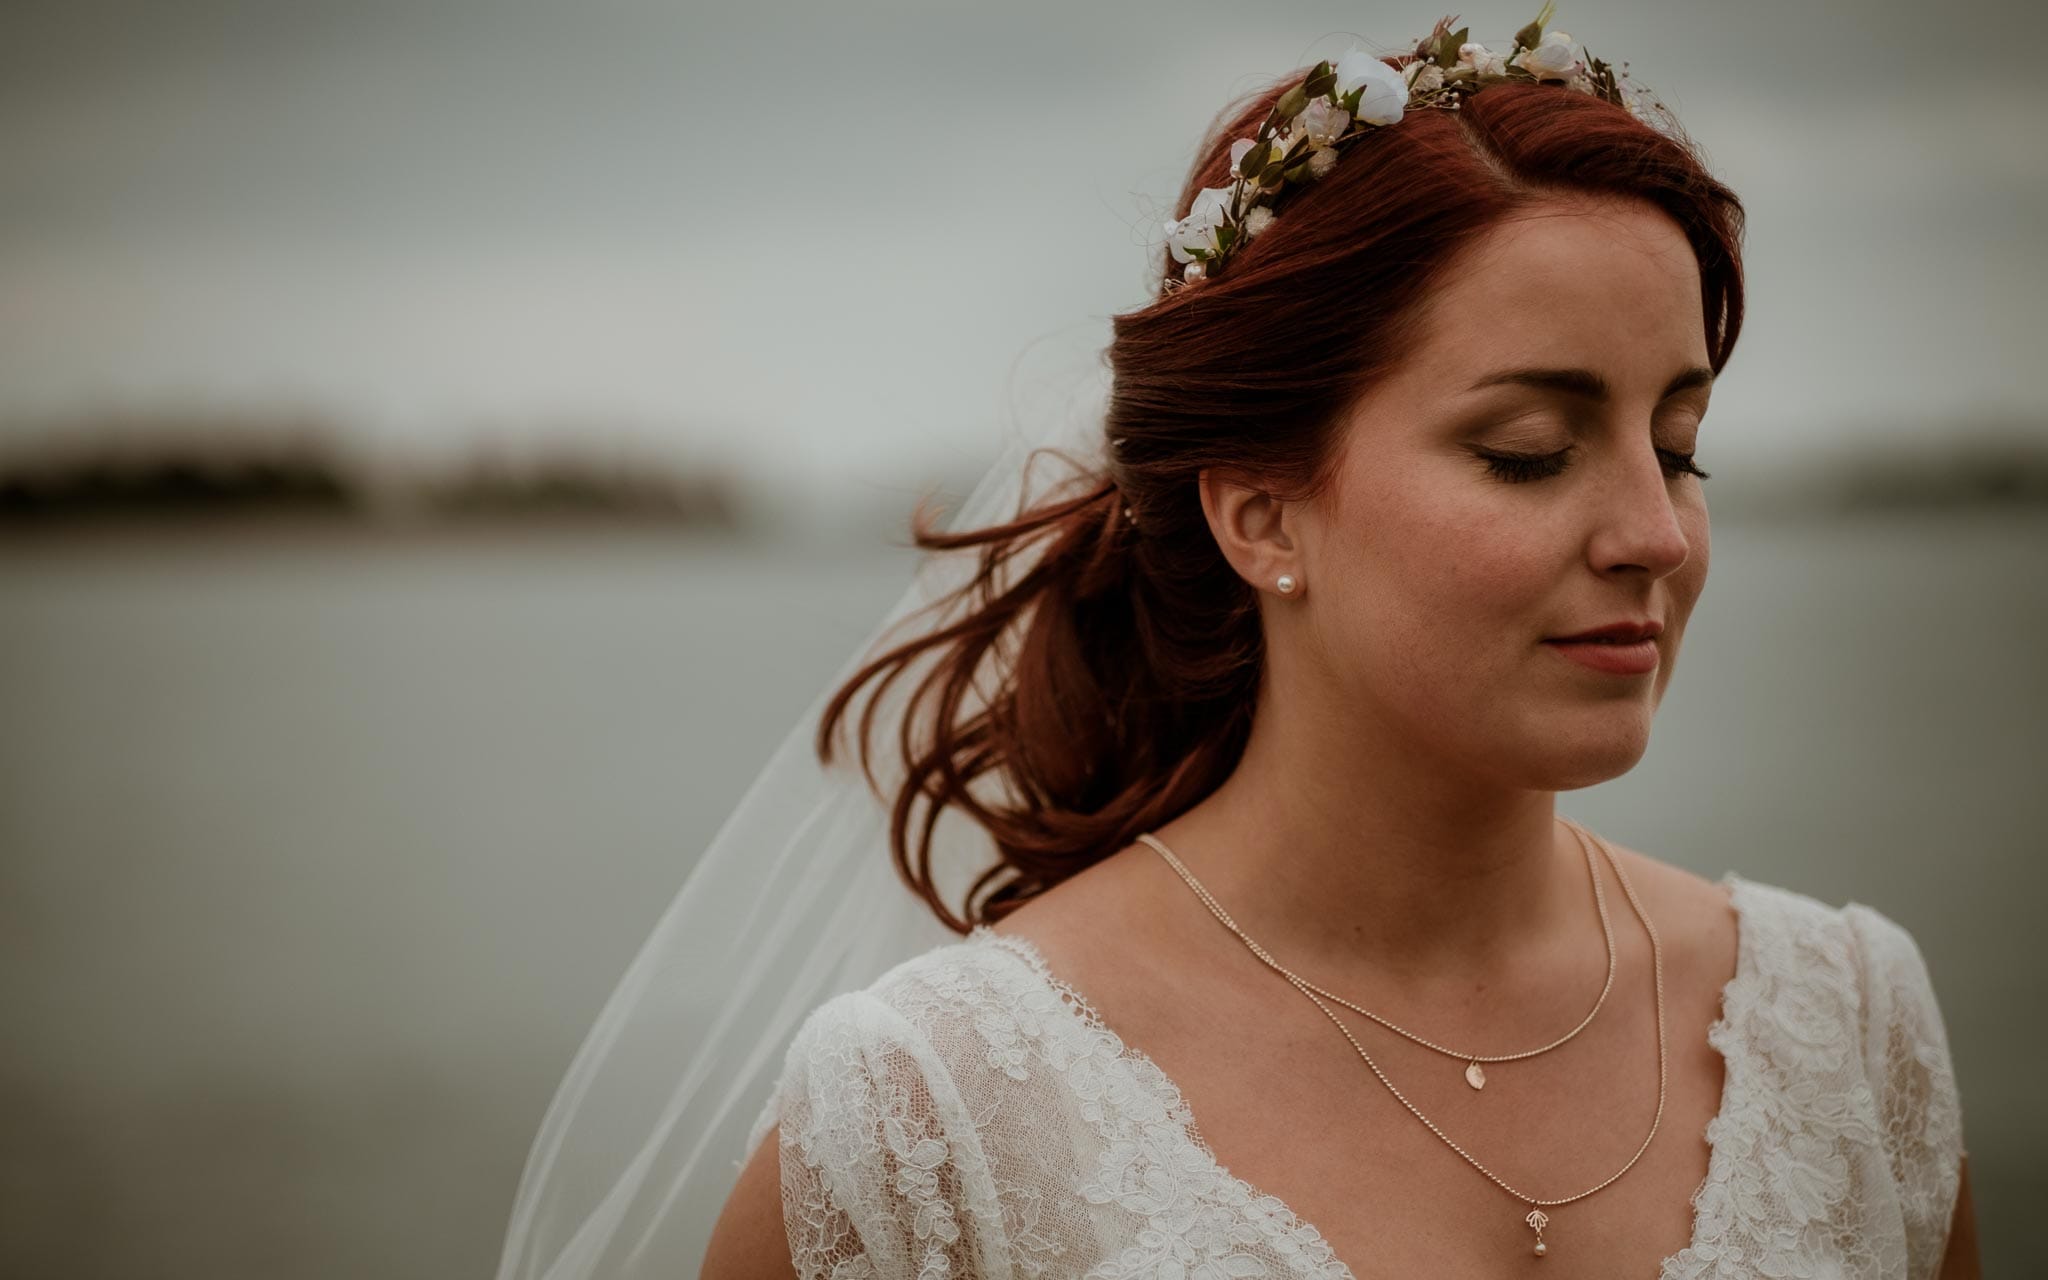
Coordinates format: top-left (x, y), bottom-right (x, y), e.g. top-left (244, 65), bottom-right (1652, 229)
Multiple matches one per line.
top-left (1525, 1208), bottom-right (1550, 1257)
top-left (1464, 1061), bottom-right (1487, 1089)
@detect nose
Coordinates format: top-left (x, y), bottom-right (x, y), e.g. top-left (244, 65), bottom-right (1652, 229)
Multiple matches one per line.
top-left (1585, 444), bottom-right (1694, 580)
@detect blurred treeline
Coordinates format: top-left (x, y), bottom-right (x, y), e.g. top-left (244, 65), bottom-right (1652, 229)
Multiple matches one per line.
top-left (3, 409), bottom-right (2047, 534)
top-left (0, 412), bottom-right (751, 532)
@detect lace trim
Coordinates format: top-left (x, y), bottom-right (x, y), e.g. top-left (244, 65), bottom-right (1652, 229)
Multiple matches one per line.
top-left (969, 868), bottom-right (1757, 1278)
top-left (971, 927), bottom-right (1351, 1275)
top-left (1657, 870), bottom-right (1752, 1279)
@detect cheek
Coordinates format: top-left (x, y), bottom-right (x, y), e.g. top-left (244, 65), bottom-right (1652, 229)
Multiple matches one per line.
top-left (1316, 473), bottom-right (1552, 684)
top-left (1384, 470), bottom-right (1559, 618)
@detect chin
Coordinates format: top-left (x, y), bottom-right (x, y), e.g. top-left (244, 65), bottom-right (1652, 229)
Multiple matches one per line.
top-left (1528, 716), bottom-right (1655, 790)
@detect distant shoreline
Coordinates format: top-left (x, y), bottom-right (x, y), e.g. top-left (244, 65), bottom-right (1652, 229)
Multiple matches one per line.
top-left (3, 420), bottom-right (2045, 536)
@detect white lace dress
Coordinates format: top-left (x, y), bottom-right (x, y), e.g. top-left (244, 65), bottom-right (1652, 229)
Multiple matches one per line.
top-left (748, 872), bottom-right (1965, 1279)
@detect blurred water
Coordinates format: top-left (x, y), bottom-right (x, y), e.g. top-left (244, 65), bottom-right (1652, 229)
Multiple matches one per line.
top-left (1, 510), bottom-right (2039, 1275)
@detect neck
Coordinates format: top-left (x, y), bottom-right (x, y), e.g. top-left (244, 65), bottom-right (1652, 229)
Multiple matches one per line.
top-left (1142, 697), bottom-right (1595, 989)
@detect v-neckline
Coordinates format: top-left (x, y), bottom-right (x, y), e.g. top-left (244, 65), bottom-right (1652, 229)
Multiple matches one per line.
top-left (969, 869), bottom-right (1756, 1279)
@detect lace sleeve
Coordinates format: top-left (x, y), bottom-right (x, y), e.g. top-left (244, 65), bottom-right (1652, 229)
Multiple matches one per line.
top-left (1842, 903), bottom-right (1966, 1279)
top-left (765, 989), bottom-right (994, 1280)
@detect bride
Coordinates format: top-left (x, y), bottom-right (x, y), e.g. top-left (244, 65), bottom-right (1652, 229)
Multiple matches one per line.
top-left (503, 9), bottom-right (1976, 1279)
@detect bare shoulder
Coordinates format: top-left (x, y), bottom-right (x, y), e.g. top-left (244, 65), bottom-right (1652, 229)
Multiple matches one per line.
top-left (983, 842), bottom-right (1168, 989)
top-left (700, 1124), bottom-right (798, 1280)
top-left (1592, 834), bottom-right (1740, 973)
top-left (1595, 835), bottom-right (1733, 911)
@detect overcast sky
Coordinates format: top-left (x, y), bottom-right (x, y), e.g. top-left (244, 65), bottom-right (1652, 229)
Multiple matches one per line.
top-left (2, 0), bottom-right (2041, 509)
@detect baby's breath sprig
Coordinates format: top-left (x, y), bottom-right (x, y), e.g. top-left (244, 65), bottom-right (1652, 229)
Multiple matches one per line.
top-left (1163, 2), bottom-right (1668, 291)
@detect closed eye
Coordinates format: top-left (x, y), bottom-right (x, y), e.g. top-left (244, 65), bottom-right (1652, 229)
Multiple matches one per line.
top-left (1474, 446), bottom-right (1712, 484)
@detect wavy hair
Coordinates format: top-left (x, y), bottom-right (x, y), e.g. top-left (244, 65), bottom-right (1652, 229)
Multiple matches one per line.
top-left (814, 40), bottom-right (1747, 933)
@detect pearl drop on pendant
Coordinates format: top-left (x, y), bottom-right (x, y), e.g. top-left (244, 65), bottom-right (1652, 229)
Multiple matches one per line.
top-left (1534, 1241), bottom-right (1547, 1257)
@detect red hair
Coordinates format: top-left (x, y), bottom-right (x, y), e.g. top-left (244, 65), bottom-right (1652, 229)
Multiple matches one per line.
top-left (815, 44), bottom-right (1746, 933)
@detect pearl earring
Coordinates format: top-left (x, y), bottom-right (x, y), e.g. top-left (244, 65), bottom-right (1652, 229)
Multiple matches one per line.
top-left (1276, 574), bottom-right (1298, 595)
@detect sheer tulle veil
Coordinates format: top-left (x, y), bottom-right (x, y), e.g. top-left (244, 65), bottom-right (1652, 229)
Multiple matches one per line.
top-left (492, 341), bottom-right (1113, 1278)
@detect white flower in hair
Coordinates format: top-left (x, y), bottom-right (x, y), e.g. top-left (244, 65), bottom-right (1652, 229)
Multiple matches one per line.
top-left (1164, 185), bottom-right (1234, 264)
top-left (1297, 98), bottom-right (1350, 147)
top-left (1187, 185), bottom-right (1233, 224)
top-left (1405, 60), bottom-right (1445, 93)
top-left (1334, 46), bottom-right (1407, 126)
top-left (1161, 5), bottom-right (1673, 289)
top-left (1458, 41), bottom-right (1508, 76)
top-left (1164, 218), bottom-right (1220, 265)
top-left (1511, 29), bottom-right (1579, 81)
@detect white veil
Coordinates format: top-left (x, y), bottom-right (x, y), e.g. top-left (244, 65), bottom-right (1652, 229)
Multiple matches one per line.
top-left (492, 339), bottom-right (1114, 1278)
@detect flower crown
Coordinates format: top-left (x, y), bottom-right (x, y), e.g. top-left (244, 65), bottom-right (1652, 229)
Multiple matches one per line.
top-left (1162, 2), bottom-right (1666, 289)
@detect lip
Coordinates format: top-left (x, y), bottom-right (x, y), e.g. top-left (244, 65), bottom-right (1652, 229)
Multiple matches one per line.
top-left (1547, 619), bottom-right (1663, 643)
top-left (1543, 635), bottom-right (1660, 676)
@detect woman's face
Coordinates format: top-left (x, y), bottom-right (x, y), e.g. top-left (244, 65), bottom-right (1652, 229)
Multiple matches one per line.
top-left (1297, 197), bottom-right (1714, 790)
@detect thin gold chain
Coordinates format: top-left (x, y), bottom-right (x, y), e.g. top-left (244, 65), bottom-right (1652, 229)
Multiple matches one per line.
top-left (1137, 818), bottom-right (1618, 1066)
top-left (1138, 816), bottom-right (1667, 1211)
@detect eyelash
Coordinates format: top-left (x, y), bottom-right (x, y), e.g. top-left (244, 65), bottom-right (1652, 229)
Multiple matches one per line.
top-left (1478, 446), bottom-right (1711, 484)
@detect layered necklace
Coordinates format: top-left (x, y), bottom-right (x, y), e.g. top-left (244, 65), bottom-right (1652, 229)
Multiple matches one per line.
top-left (1135, 817), bottom-right (1666, 1259)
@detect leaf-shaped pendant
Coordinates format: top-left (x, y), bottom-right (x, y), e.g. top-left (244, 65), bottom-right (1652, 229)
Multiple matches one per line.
top-left (1465, 1061), bottom-right (1487, 1089)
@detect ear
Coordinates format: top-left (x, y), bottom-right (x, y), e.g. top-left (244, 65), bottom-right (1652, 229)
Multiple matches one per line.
top-left (1198, 466), bottom-right (1304, 595)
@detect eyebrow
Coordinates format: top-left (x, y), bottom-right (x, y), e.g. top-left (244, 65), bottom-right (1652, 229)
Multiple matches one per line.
top-left (1465, 365), bottom-right (1716, 402)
